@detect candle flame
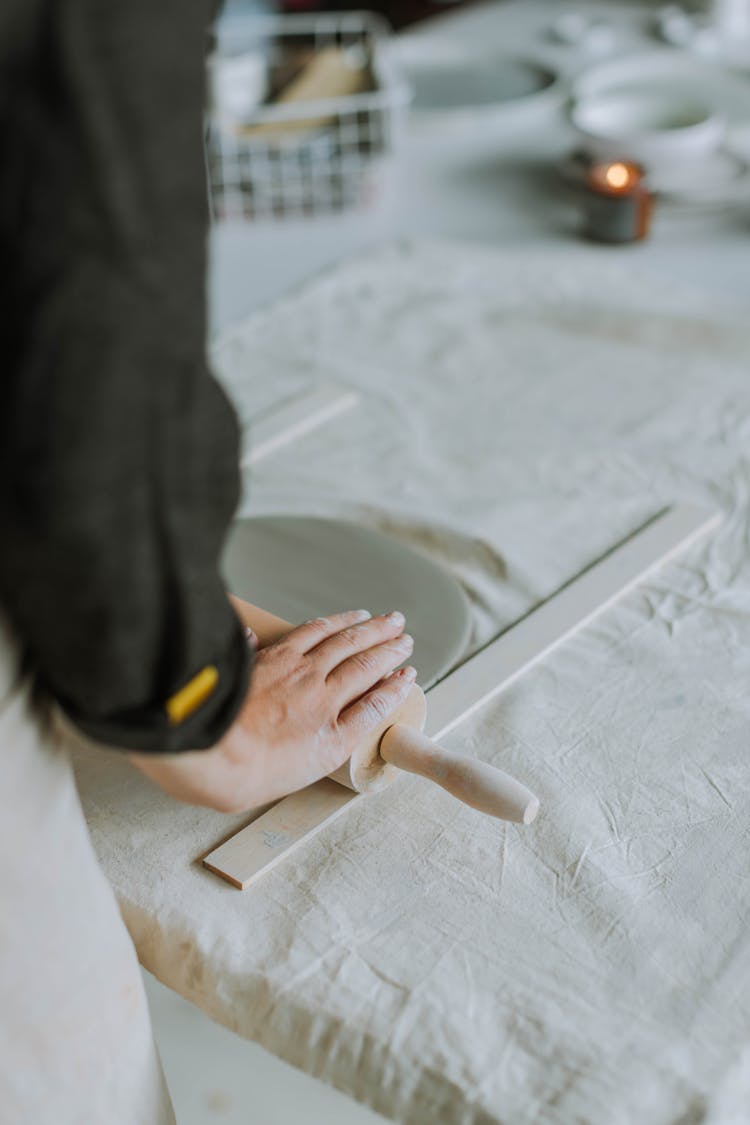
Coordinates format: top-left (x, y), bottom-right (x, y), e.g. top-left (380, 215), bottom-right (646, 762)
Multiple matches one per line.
top-left (605, 163), bottom-right (631, 190)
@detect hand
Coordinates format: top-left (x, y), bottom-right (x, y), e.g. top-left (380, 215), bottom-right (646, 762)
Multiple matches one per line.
top-left (130, 607), bottom-right (417, 813)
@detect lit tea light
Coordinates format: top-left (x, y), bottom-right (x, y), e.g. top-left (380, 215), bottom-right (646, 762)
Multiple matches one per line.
top-left (582, 160), bottom-right (653, 243)
top-left (604, 162), bottom-right (631, 189)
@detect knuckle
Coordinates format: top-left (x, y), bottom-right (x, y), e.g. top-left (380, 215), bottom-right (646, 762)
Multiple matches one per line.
top-left (338, 626), bottom-right (361, 649)
top-left (351, 649), bottom-right (378, 676)
top-left (257, 645), bottom-right (295, 677)
top-left (364, 691), bottom-right (392, 722)
top-left (302, 616), bottom-right (330, 639)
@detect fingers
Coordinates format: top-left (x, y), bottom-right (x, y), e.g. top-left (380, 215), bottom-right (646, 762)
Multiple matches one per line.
top-left (337, 666), bottom-right (418, 742)
top-left (306, 610), bottom-right (407, 674)
top-left (281, 609), bottom-right (374, 654)
top-left (326, 632), bottom-right (415, 707)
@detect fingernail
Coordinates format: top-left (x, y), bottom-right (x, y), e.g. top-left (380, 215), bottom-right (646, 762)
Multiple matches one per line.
top-left (386, 610), bottom-right (405, 625)
top-left (389, 665), bottom-right (416, 683)
top-left (353, 609), bottom-right (372, 622)
top-left (397, 633), bottom-right (414, 651)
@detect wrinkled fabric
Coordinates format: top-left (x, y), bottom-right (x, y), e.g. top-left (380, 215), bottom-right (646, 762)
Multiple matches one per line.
top-left (73, 241), bottom-right (750, 1125)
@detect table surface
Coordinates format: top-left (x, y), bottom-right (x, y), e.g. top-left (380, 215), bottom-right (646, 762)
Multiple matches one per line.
top-left (76, 232), bottom-right (750, 1125)
top-left (73, 6), bottom-right (750, 1125)
top-left (209, 0), bottom-right (750, 334)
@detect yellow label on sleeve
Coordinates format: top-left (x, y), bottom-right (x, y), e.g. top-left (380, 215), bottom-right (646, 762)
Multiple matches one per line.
top-left (165, 664), bottom-right (219, 726)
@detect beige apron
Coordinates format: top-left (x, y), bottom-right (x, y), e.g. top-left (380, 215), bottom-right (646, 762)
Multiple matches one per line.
top-left (0, 614), bottom-right (174, 1125)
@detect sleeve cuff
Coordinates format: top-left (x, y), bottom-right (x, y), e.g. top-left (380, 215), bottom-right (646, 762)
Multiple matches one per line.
top-left (62, 620), bottom-right (251, 753)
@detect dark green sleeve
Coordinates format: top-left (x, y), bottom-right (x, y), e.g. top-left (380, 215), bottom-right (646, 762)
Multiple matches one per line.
top-left (0, 0), bottom-right (250, 751)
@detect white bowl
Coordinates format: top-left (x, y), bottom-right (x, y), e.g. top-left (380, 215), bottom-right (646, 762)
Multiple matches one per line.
top-left (570, 50), bottom-right (750, 126)
top-left (393, 39), bottom-right (562, 134)
top-left (570, 91), bottom-right (725, 169)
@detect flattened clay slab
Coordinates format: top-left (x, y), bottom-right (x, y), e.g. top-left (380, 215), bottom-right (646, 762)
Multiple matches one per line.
top-left (222, 516), bottom-right (472, 688)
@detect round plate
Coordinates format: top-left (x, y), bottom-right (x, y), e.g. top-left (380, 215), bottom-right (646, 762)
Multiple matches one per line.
top-left (222, 516), bottom-right (472, 689)
top-left (409, 56), bottom-right (557, 113)
top-left (395, 40), bottom-right (560, 129)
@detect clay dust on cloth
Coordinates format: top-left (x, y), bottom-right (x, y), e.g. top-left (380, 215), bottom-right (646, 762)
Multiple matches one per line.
top-left (73, 240), bottom-right (750, 1125)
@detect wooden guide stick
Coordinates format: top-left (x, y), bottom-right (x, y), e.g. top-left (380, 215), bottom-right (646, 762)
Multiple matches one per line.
top-left (238, 602), bottom-right (540, 824)
top-left (242, 382), bottom-right (359, 468)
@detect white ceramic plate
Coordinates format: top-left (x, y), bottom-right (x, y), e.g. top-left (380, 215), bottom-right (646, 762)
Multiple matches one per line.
top-left (394, 40), bottom-right (561, 130)
top-left (223, 516), bottom-right (473, 689)
top-left (409, 57), bottom-right (557, 112)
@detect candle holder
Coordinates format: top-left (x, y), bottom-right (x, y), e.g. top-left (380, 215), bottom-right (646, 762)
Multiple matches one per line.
top-left (582, 160), bottom-right (653, 243)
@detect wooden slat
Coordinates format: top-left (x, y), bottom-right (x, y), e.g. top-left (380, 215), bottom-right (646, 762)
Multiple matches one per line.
top-left (243, 381), bottom-right (358, 467)
top-left (425, 504), bottom-right (721, 740)
top-left (203, 779), bottom-right (356, 890)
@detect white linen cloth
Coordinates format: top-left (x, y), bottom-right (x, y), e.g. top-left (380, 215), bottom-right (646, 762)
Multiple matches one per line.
top-left (73, 240), bottom-right (750, 1124)
top-left (0, 612), bottom-right (175, 1125)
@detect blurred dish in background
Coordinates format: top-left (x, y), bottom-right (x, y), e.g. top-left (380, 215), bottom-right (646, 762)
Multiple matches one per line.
top-left (409, 57), bottom-right (556, 112)
top-left (549, 10), bottom-right (617, 55)
top-left (396, 39), bottom-right (562, 130)
top-left (571, 50), bottom-right (750, 143)
top-left (570, 91), bottom-right (725, 169)
top-left (655, 1), bottom-right (750, 65)
top-left (565, 50), bottom-right (750, 210)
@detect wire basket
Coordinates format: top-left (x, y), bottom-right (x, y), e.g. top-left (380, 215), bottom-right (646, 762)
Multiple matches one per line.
top-left (206, 11), bottom-right (410, 221)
